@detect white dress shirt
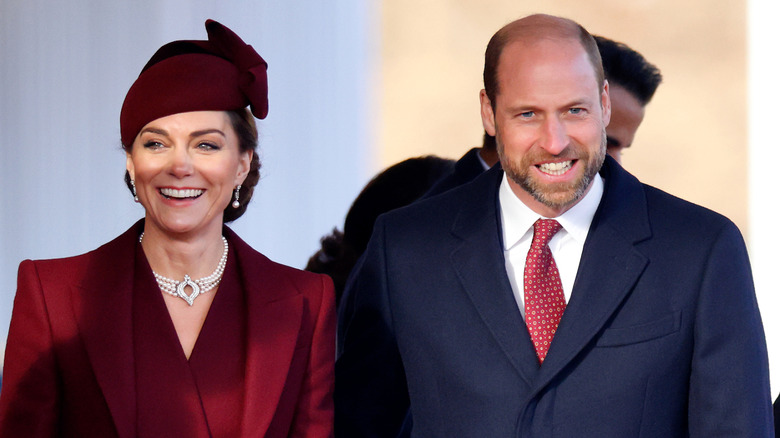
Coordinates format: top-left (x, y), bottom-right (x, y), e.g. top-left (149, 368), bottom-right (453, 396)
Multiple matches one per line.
top-left (498, 172), bottom-right (604, 320)
top-left (477, 151), bottom-right (491, 171)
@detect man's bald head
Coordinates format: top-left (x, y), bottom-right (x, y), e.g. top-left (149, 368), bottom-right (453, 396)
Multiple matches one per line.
top-left (483, 14), bottom-right (605, 109)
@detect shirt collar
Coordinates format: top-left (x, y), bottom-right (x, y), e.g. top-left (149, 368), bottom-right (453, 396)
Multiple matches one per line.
top-left (477, 150), bottom-right (491, 171)
top-left (499, 171), bottom-right (604, 250)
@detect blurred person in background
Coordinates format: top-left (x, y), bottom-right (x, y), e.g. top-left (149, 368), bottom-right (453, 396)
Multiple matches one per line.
top-left (306, 155), bottom-right (454, 303)
top-left (595, 35), bottom-right (662, 164)
top-left (424, 132), bottom-right (497, 197)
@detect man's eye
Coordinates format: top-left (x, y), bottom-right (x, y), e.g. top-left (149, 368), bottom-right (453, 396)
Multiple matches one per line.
top-left (519, 111), bottom-right (534, 118)
top-left (569, 108), bottom-right (583, 115)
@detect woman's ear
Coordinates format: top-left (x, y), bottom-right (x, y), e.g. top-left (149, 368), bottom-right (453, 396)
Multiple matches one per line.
top-left (126, 152), bottom-right (135, 180)
top-left (235, 150), bottom-right (252, 185)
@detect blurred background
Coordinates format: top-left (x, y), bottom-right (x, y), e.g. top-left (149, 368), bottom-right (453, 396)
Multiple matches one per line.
top-left (1, 0), bottom-right (777, 399)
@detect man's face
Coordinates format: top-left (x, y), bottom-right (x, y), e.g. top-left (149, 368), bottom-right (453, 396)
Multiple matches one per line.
top-left (605, 84), bottom-right (645, 164)
top-left (481, 38), bottom-right (610, 217)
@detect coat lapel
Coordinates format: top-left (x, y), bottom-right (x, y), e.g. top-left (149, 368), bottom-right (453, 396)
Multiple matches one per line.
top-left (227, 229), bottom-right (305, 436)
top-left (530, 158), bottom-right (653, 392)
top-left (69, 222), bottom-right (142, 438)
top-left (449, 168), bottom-right (541, 387)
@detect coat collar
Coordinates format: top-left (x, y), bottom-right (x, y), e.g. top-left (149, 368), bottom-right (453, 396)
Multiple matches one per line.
top-left (449, 166), bottom-right (542, 387)
top-left (448, 157), bottom-right (652, 392)
top-left (70, 221), bottom-right (306, 438)
top-left (226, 227), bottom-right (307, 436)
top-left (454, 147), bottom-right (489, 179)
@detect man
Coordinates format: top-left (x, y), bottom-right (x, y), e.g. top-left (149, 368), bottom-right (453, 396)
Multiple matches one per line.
top-left (425, 35), bottom-right (661, 202)
top-left (595, 35), bottom-right (662, 164)
top-left (336, 14), bottom-right (772, 437)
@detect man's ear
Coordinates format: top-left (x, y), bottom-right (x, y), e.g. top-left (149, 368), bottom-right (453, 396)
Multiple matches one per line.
top-left (480, 89), bottom-right (497, 137)
top-left (601, 80), bottom-right (611, 127)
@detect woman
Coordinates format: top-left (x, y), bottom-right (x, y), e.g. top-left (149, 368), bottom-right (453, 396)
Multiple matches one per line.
top-left (0, 20), bottom-right (335, 437)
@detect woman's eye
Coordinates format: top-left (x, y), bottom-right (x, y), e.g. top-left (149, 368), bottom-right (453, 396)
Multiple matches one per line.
top-left (197, 142), bottom-right (221, 151)
top-left (143, 141), bottom-right (165, 150)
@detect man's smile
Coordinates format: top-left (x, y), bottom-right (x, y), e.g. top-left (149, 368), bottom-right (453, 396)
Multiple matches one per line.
top-left (536, 160), bottom-right (574, 176)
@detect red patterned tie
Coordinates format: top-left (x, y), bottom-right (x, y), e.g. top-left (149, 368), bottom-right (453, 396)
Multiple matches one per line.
top-left (524, 219), bottom-right (566, 363)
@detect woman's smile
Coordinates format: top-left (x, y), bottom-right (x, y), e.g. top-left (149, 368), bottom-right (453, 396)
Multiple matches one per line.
top-left (159, 187), bottom-right (205, 200)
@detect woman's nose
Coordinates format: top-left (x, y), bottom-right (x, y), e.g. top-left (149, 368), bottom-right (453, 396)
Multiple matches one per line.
top-left (169, 146), bottom-right (193, 177)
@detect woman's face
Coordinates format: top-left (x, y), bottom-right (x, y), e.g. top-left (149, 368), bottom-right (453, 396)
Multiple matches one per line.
top-left (126, 111), bottom-right (251, 239)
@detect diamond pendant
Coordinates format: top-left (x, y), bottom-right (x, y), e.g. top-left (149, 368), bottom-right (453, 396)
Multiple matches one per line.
top-left (176, 275), bottom-right (200, 306)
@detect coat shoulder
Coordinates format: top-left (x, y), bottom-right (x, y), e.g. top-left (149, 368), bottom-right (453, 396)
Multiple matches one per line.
top-left (642, 183), bottom-right (740, 238)
top-left (20, 222), bottom-right (141, 285)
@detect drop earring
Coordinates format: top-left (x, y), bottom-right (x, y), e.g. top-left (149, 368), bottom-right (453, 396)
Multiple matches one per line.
top-left (131, 179), bottom-right (139, 202)
top-left (232, 185), bottom-right (241, 208)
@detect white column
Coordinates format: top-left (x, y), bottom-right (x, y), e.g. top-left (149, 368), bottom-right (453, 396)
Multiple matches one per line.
top-left (748, 0), bottom-right (780, 400)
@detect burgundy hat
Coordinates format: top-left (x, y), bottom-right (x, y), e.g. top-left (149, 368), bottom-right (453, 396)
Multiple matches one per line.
top-left (120, 19), bottom-right (268, 146)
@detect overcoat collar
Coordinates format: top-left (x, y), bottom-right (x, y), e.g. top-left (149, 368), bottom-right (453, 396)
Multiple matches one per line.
top-left (450, 165), bottom-right (542, 387)
top-left (449, 157), bottom-right (652, 392)
top-left (229, 227), bottom-right (306, 436)
top-left (69, 220), bottom-right (305, 437)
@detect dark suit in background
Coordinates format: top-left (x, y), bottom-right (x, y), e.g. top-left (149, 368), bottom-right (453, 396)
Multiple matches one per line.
top-left (424, 148), bottom-right (486, 197)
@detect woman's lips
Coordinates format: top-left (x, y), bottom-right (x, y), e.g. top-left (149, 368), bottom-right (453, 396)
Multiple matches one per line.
top-left (159, 188), bottom-right (204, 199)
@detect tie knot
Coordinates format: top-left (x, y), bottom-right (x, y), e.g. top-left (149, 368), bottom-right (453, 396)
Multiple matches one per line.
top-left (532, 219), bottom-right (562, 248)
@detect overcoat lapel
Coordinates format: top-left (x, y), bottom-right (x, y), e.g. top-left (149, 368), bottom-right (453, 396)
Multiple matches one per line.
top-left (69, 222), bottom-right (142, 438)
top-left (530, 158), bottom-right (653, 393)
top-left (449, 167), bottom-right (541, 387)
top-left (228, 228), bottom-right (305, 436)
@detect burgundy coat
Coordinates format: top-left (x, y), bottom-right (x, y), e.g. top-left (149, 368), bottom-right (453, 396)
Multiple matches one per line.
top-left (0, 221), bottom-right (335, 437)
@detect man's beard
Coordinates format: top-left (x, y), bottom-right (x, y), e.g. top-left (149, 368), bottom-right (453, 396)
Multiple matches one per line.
top-left (499, 133), bottom-right (606, 211)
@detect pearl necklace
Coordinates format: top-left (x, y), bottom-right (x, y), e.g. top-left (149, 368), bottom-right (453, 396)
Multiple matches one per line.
top-left (138, 233), bottom-right (229, 306)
